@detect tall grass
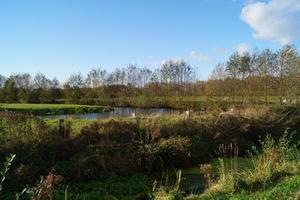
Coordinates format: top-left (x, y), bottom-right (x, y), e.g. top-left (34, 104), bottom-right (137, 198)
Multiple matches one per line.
top-left (152, 170), bottom-right (183, 200)
top-left (185, 131), bottom-right (300, 199)
top-left (0, 154), bottom-right (15, 192)
top-left (200, 144), bottom-right (239, 197)
top-left (241, 131), bottom-right (300, 189)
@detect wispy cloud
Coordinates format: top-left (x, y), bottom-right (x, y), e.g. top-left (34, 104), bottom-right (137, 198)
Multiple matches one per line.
top-left (212, 48), bottom-right (230, 54)
top-left (190, 51), bottom-right (210, 64)
top-left (149, 57), bottom-right (184, 68)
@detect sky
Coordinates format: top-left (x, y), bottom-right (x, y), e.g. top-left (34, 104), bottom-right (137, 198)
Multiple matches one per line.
top-left (0, 0), bottom-right (300, 81)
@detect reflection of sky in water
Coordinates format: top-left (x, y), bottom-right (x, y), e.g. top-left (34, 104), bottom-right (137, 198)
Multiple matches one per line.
top-left (46, 107), bottom-right (182, 120)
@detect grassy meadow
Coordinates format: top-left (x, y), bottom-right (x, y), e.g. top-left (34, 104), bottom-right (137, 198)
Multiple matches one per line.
top-left (94, 95), bottom-right (291, 111)
top-left (0, 103), bottom-right (111, 116)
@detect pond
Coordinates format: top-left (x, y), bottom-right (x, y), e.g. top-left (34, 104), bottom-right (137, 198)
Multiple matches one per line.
top-left (45, 107), bottom-right (183, 119)
top-left (180, 157), bottom-right (252, 194)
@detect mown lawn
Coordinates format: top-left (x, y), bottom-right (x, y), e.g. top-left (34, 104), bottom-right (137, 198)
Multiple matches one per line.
top-left (0, 103), bottom-right (111, 116)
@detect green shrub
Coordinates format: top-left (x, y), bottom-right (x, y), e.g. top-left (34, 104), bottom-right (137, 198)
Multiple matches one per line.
top-left (151, 136), bottom-right (191, 169)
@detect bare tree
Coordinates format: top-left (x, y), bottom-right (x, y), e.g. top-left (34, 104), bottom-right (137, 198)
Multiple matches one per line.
top-left (86, 68), bottom-right (105, 88)
top-left (0, 75), bottom-right (5, 88)
top-left (255, 49), bottom-right (276, 103)
top-left (226, 52), bottom-right (240, 102)
top-left (64, 73), bottom-right (84, 103)
top-left (276, 45), bottom-right (299, 103)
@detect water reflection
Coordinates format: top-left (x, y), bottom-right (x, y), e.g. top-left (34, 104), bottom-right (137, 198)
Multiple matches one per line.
top-left (46, 107), bottom-right (182, 119)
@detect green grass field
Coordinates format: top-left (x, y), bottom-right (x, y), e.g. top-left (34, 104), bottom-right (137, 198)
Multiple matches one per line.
top-left (94, 95), bottom-right (296, 111)
top-left (0, 103), bottom-right (111, 116)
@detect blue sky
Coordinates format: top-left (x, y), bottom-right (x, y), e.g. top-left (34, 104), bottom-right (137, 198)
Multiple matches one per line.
top-left (0, 0), bottom-right (299, 81)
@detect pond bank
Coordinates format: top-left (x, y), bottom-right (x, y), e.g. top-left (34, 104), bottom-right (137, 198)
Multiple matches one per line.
top-left (45, 107), bottom-right (183, 119)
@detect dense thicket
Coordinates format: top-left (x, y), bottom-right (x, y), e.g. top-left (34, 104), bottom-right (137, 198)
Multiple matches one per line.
top-left (0, 45), bottom-right (299, 105)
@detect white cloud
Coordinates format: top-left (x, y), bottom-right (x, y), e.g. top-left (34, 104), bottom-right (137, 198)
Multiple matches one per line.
top-left (240, 0), bottom-right (300, 44)
top-left (190, 51), bottom-right (210, 64)
top-left (149, 51), bottom-right (210, 69)
top-left (149, 57), bottom-right (184, 68)
top-left (212, 48), bottom-right (230, 54)
top-left (236, 43), bottom-right (250, 55)
top-left (151, 59), bottom-right (166, 67)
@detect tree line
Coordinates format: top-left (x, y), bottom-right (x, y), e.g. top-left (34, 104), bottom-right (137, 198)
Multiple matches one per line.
top-left (207, 45), bottom-right (300, 104)
top-left (0, 45), bottom-right (299, 105)
top-left (0, 60), bottom-right (196, 104)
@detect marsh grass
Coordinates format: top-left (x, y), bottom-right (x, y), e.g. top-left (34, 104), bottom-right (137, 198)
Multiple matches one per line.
top-left (0, 112), bottom-right (48, 142)
top-left (200, 144), bottom-right (240, 197)
top-left (0, 154), bottom-right (15, 192)
top-left (0, 106), bottom-right (299, 199)
top-left (240, 131), bottom-right (300, 190)
top-left (153, 170), bottom-right (183, 200)
top-left (187, 131), bottom-right (300, 199)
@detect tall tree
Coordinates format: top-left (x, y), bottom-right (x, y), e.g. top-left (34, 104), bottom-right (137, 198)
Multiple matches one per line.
top-left (64, 73), bottom-right (84, 103)
top-left (3, 79), bottom-right (18, 103)
top-left (0, 75), bottom-right (6, 88)
top-left (255, 49), bottom-right (276, 103)
top-left (276, 45), bottom-right (299, 103)
top-left (12, 73), bottom-right (32, 103)
top-left (33, 73), bottom-right (51, 103)
top-left (0, 75), bottom-right (6, 102)
top-left (239, 52), bottom-right (251, 103)
top-left (48, 78), bottom-right (61, 103)
top-left (226, 52), bottom-right (241, 102)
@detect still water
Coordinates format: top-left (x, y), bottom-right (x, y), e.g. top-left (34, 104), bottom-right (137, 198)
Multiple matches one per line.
top-left (46, 107), bottom-right (182, 119)
top-left (180, 157), bottom-right (252, 194)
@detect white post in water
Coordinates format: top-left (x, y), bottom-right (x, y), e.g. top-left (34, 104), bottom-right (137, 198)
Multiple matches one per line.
top-left (185, 110), bottom-right (190, 119)
top-left (132, 112), bottom-right (136, 118)
top-left (282, 98), bottom-right (287, 104)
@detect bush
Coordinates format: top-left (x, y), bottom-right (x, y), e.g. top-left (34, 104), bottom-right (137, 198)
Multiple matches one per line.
top-left (150, 136), bottom-right (191, 169)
